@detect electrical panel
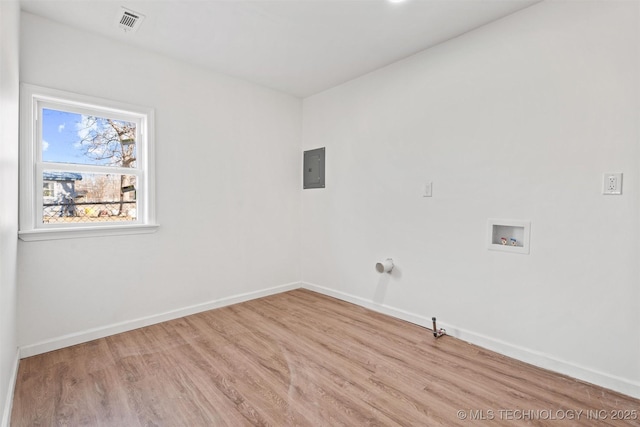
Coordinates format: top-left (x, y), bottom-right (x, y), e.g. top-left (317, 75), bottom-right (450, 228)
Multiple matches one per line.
top-left (303, 147), bottom-right (325, 189)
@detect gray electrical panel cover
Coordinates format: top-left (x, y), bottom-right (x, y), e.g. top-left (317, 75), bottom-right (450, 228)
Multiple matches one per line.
top-left (303, 147), bottom-right (325, 189)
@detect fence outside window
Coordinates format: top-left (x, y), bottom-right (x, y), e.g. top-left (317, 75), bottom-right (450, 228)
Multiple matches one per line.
top-left (43, 201), bottom-right (137, 224)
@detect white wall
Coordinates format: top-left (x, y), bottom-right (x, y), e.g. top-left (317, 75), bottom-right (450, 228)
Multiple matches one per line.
top-left (301, 1), bottom-right (640, 397)
top-left (0, 1), bottom-right (20, 424)
top-left (18, 13), bottom-right (302, 353)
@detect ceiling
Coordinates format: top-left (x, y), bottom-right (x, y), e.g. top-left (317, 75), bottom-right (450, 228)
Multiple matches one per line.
top-left (20, 0), bottom-right (540, 98)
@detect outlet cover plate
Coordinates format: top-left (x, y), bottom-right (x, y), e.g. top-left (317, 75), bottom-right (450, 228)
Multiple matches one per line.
top-left (603, 173), bottom-right (622, 195)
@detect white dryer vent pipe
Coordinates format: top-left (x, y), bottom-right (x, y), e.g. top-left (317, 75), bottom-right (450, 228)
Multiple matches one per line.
top-left (376, 258), bottom-right (394, 273)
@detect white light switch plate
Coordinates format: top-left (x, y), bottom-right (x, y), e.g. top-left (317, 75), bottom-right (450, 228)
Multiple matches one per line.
top-left (423, 182), bottom-right (432, 197)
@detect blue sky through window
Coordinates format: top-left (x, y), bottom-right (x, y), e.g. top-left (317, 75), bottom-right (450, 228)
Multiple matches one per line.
top-left (42, 109), bottom-right (86, 164)
top-left (41, 108), bottom-right (136, 167)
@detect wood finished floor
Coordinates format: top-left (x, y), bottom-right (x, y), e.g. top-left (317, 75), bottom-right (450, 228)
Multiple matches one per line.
top-left (11, 289), bottom-right (640, 426)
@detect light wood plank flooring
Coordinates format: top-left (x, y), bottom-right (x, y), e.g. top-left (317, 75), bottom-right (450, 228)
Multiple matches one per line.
top-left (11, 289), bottom-right (640, 426)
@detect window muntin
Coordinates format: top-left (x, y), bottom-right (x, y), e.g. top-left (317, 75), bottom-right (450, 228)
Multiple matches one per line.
top-left (20, 84), bottom-right (157, 240)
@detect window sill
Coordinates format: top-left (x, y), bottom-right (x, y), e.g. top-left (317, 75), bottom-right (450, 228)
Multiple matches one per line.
top-left (18, 224), bottom-right (160, 241)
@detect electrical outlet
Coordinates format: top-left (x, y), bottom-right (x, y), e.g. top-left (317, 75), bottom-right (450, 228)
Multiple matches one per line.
top-left (603, 173), bottom-right (622, 195)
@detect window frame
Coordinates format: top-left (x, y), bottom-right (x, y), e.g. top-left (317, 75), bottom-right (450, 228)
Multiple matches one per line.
top-left (19, 84), bottom-right (158, 241)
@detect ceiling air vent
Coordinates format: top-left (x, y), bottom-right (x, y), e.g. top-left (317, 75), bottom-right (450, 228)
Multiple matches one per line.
top-left (116, 7), bottom-right (145, 33)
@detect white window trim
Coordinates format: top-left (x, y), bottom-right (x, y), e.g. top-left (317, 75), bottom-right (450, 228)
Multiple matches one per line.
top-left (19, 83), bottom-right (159, 241)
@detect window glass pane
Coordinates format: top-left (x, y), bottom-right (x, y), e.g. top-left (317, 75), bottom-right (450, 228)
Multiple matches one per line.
top-left (42, 171), bottom-right (137, 224)
top-left (42, 108), bottom-right (137, 168)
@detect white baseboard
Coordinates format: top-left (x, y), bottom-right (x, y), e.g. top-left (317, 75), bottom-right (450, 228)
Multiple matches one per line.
top-left (19, 282), bottom-right (302, 358)
top-left (302, 282), bottom-right (640, 400)
top-left (1, 349), bottom-right (19, 427)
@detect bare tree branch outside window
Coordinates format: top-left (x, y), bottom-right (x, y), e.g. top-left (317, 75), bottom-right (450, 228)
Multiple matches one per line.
top-left (76, 116), bottom-right (137, 215)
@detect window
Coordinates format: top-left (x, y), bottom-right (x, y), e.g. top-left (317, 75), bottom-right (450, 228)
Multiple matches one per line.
top-left (19, 84), bottom-right (158, 240)
top-left (42, 181), bottom-right (54, 198)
